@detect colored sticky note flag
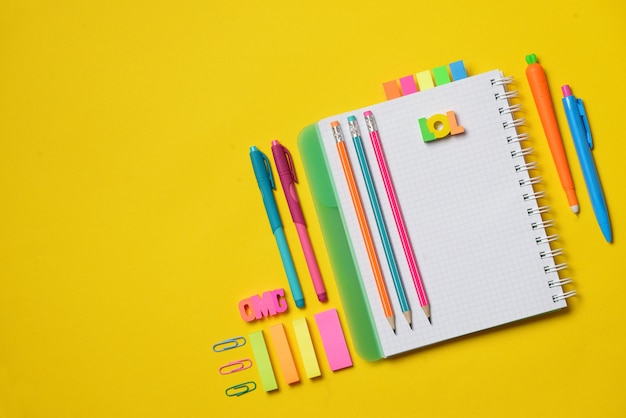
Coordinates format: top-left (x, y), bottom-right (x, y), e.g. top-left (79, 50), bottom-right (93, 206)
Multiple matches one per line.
top-left (416, 70), bottom-right (434, 90)
top-left (249, 331), bottom-right (278, 391)
top-left (292, 318), bottom-right (321, 379)
top-left (382, 80), bottom-right (401, 100)
top-left (268, 323), bottom-right (300, 384)
top-left (449, 60), bottom-right (467, 80)
top-left (399, 75), bottom-right (417, 95)
top-left (314, 309), bottom-right (353, 371)
top-left (433, 65), bottom-right (451, 86)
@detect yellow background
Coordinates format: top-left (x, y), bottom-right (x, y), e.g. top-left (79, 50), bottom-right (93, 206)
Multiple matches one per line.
top-left (1, 1), bottom-right (624, 417)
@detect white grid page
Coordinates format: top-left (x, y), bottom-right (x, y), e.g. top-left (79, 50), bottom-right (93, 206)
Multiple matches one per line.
top-left (317, 71), bottom-right (567, 357)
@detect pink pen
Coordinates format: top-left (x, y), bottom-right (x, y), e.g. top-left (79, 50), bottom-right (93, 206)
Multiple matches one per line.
top-left (271, 140), bottom-right (328, 302)
top-left (364, 111), bottom-right (431, 322)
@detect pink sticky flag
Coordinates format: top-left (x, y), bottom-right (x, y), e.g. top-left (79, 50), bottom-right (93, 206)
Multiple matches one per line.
top-left (399, 75), bottom-right (418, 95)
top-left (314, 309), bottom-right (353, 371)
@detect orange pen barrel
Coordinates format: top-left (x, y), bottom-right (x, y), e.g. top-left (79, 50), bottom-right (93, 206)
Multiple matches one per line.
top-left (525, 54), bottom-right (579, 213)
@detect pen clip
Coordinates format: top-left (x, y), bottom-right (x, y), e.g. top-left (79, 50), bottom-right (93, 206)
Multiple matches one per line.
top-left (281, 144), bottom-right (298, 183)
top-left (576, 98), bottom-right (593, 149)
top-left (261, 151), bottom-right (276, 190)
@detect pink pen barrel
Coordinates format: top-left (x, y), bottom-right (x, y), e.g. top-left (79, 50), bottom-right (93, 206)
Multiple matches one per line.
top-left (271, 140), bottom-right (327, 302)
top-left (295, 223), bottom-right (327, 302)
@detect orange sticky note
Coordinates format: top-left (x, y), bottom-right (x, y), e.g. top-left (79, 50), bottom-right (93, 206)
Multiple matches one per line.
top-left (382, 80), bottom-right (401, 100)
top-left (268, 323), bottom-right (300, 384)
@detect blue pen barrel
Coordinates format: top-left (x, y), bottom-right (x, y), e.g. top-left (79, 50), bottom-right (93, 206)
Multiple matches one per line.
top-left (250, 145), bottom-right (306, 307)
top-left (259, 181), bottom-right (282, 233)
top-left (562, 90), bottom-right (612, 242)
top-left (274, 227), bottom-right (305, 307)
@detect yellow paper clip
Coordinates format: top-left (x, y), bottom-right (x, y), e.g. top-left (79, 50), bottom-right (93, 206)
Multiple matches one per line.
top-left (219, 358), bottom-right (253, 375)
top-left (212, 336), bottom-right (246, 352)
top-left (225, 381), bottom-right (256, 397)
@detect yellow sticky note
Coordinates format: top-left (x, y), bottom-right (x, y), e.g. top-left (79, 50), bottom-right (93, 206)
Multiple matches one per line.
top-left (416, 70), bottom-right (435, 90)
top-left (292, 318), bottom-right (321, 379)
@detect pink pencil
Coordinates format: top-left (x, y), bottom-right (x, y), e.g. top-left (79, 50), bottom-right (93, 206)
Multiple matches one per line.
top-left (364, 111), bottom-right (431, 322)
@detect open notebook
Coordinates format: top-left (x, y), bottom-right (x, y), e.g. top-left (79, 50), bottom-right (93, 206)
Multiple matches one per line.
top-left (298, 69), bottom-right (574, 360)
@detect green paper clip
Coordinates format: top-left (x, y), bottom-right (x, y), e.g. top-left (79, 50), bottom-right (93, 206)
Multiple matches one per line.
top-left (225, 381), bottom-right (256, 397)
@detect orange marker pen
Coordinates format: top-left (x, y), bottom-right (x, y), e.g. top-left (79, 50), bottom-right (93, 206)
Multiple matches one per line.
top-left (525, 53), bottom-right (579, 213)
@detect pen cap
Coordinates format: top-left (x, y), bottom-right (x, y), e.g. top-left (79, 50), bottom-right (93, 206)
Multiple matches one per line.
top-left (250, 147), bottom-right (283, 232)
top-left (250, 146), bottom-right (274, 187)
top-left (271, 140), bottom-right (295, 179)
top-left (271, 140), bottom-right (306, 225)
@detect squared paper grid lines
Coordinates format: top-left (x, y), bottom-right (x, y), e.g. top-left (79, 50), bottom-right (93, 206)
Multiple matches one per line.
top-left (317, 70), bottom-right (568, 357)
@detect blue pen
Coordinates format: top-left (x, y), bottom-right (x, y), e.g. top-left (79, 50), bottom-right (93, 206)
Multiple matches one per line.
top-left (347, 116), bottom-right (412, 327)
top-left (561, 86), bottom-right (612, 243)
top-left (249, 146), bottom-right (305, 307)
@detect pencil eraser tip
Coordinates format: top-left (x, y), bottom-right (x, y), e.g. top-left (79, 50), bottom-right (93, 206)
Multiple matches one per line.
top-left (295, 299), bottom-right (305, 308)
top-left (525, 54), bottom-right (537, 64)
top-left (347, 115), bottom-right (356, 122)
top-left (570, 204), bottom-right (579, 214)
top-left (318, 293), bottom-right (328, 303)
top-left (330, 121), bottom-right (339, 127)
top-left (363, 110), bottom-right (372, 117)
top-left (271, 140), bottom-right (280, 146)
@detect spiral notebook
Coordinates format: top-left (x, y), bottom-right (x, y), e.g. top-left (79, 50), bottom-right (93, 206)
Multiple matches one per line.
top-left (298, 67), bottom-right (575, 360)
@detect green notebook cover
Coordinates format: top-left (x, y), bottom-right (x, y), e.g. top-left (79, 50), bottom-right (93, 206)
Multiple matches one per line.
top-left (298, 124), bottom-right (383, 361)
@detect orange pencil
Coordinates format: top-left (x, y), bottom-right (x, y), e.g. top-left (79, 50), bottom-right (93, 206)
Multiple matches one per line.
top-left (525, 53), bottom-right (579, 213)
top-left (330, 121), bottom-right (396, 333)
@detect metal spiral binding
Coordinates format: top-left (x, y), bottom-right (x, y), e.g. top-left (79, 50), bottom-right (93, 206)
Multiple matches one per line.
top-left (518, 176), bottom-right (542, 187)
top-left (540, 248), bottom-right (564, 259)
top-left (515, 161), bottom-right (538, 172)
top-left (503, 118), bottom-right (525, 129)
top-left (553, 291), bottom-right (577, 302)
top-left (491, 75), bottom-right (514, 86)
top-left (535, 234), bottom-right (559, 244)
top-left (511, 147), bottom-right (534, 158)
top-left (523, 190), bottom-right (546, 201)
top-left (493, 74), bottom-right (576, 303)
top-left (499, 103), bottom-right (522, 115)
top-left (548, 277), bottom-right (572, 287)
top-left (531, 219), bottom-right (555, 230)
top-left (495, 89), bottom-right (519, 100)
top-left (527, 206), bottom-right (550, 216)
top-left (507, 132), bottom-right (529, 144)
top-left (544, 263), bottom-right (568, 273)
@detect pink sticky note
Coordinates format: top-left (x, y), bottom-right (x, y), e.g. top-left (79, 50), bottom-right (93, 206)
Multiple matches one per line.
top-left (314, 309), bottom-right (352, 371)
top-left (399, 75), bottom-right (417, 95)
